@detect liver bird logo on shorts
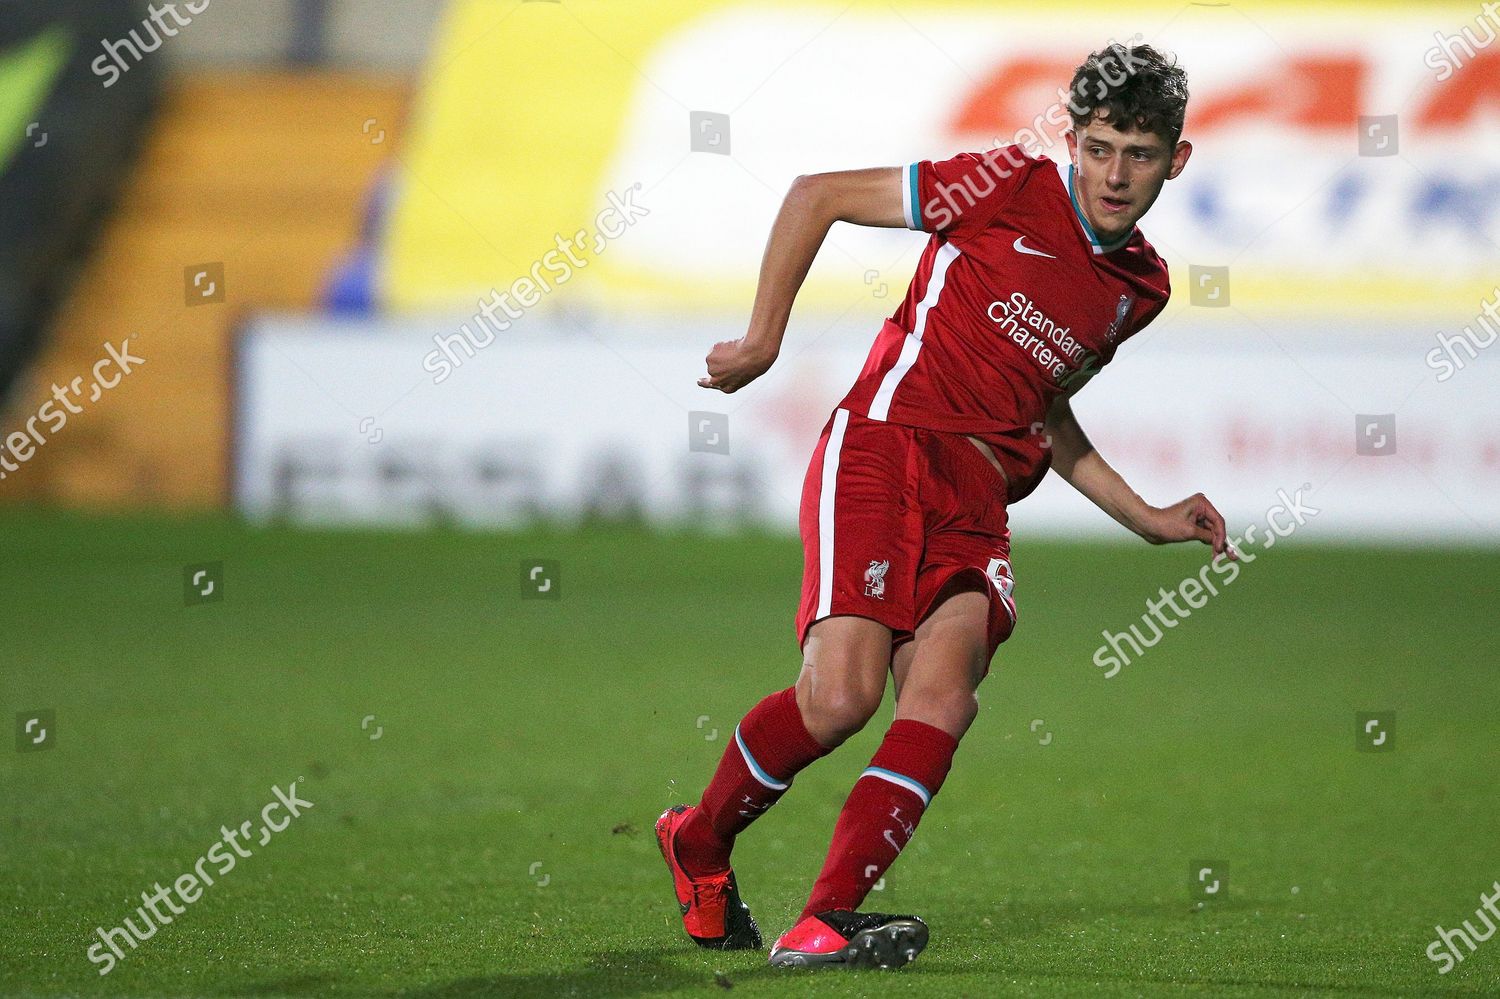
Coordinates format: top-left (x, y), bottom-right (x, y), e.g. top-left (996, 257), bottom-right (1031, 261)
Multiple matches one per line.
top-left (864, 559), bottom-right (890, 599)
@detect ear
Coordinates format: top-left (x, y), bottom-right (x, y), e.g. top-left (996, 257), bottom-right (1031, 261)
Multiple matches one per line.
top-left (1167, 139), bottom-right (1192, 180)
top-left (1064, 129), bottom-right (1080, 169)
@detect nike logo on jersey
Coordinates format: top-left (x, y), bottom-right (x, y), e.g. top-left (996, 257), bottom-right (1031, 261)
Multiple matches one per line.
top-left (1012, 236), bottom-right (1056, 259)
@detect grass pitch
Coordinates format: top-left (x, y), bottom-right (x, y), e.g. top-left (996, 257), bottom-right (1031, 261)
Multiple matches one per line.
top-left (2, 513), bottom-right (1498, 997)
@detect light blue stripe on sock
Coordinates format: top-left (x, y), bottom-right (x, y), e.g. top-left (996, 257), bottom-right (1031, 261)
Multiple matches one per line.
top-left (736, 725), bottom-right (789, 791)
top-left (861, 765), bottom-right (931, 807)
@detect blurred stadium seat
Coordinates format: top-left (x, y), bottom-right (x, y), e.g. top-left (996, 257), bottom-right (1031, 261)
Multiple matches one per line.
top-left (2, 25), bottom-right (408, 506)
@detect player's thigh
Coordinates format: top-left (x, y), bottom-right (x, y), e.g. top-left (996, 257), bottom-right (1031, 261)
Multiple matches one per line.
top-left (796, 614), bottom-right (894, 742)
top-left (890, 572), bottom-right (992, 738)
top-left (890, 428), bottom-right (1016, 726)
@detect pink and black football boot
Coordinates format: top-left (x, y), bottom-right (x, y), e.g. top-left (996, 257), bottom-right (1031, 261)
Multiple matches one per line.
top-left (655, 805), bottom-right (762, 950)
top-left (769, 910), bottom-right (929, 969)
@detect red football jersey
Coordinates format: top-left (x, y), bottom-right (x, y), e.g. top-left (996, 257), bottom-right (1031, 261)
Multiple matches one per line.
top-left (836, 145), bottom-right (1171, 500)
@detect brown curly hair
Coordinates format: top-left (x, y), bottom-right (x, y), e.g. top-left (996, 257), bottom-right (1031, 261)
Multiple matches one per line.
top-left (1067, 43), bottom-right (1189, 143)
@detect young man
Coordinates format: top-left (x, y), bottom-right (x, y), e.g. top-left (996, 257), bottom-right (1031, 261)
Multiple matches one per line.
top-left (657, 42), bottom-right (1233, 970)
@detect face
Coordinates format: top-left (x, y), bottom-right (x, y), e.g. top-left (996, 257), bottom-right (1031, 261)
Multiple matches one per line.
top-left (1065, 112), bottom-right (1191, 242)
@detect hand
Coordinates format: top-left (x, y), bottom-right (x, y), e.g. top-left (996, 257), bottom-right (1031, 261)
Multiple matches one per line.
top-left (1139, 492), bottom-right (1237, 560)
top-left (697, 338), bottom-right (776, 393)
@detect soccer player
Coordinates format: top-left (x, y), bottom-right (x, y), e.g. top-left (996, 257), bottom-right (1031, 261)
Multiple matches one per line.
top-left (657, 42), bottom-right (1233, 969)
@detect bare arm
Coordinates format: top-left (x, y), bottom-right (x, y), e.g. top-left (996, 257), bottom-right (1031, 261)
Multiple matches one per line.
top-left (1045, 392), bottom-right (1234, 558)
top-left (698, 168), bottom-right (906, 392)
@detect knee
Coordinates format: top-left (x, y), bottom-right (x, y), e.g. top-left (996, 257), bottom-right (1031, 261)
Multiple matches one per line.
top-left (795, 666), bottom-right (884, 747)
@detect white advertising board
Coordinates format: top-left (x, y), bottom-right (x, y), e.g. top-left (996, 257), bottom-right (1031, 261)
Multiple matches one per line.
top-left (235, 312), bottom-right (1500, 542)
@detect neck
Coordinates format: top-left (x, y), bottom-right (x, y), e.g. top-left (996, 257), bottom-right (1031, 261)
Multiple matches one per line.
top-left (1063, 163), bottom-right (1132, 253)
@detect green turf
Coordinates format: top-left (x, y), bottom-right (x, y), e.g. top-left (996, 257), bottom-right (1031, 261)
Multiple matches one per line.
top-left (2, 512), bottom-right (1498, 997)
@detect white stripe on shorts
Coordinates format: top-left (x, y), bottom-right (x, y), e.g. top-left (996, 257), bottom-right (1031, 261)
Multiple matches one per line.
top-left (816, 408), bottom-right (852, 620)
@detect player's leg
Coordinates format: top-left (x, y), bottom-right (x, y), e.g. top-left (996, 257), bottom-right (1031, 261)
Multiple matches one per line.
top-left (673, 401), bottom-right (910, 875)
top-left (889, 577), bottom-right (990, 735)
top-left (770, 428), bottom-right (1015, 969)
top-left (768, 577), bottom-right (992, 969)
top-left (794, 613), bottom-right (894, 745)
top-left (658, 408), bottom-right (914, 951)
top-left (657, 614), bottom-right (892, 950)
top-left (672, 614), bottom-right (890, 874)
top-left (811, 577), bottom-right (990, 910)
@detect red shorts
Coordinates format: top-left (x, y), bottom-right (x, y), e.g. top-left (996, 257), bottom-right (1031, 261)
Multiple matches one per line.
top-left (794, 407), bottom-right (1018, 660)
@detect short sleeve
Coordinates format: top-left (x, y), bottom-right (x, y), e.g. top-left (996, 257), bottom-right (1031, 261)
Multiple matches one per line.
top-left (904, 145), bottom-right (1032, 238)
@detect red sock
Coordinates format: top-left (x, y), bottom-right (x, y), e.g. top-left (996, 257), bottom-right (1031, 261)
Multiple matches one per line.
top-left (676, 687), bottom-right (830, 874)
top-left (801, 719), bottom-right (958, 919)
